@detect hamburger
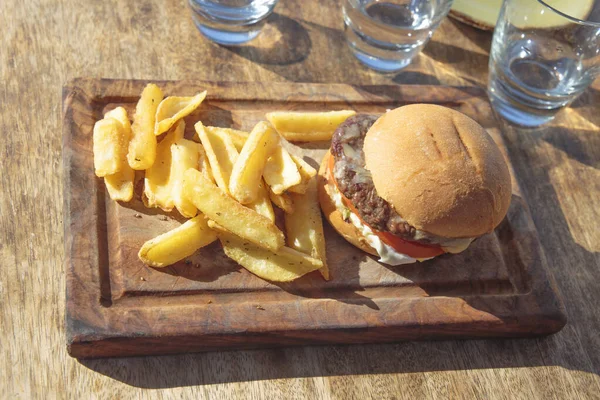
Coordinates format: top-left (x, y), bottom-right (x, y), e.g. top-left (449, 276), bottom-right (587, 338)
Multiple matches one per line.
top-left (318, 104), bottom-right (512, 265)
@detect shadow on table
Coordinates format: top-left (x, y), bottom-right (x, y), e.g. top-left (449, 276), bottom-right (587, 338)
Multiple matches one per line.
top-left (224, 14), bottom-right (495, 86)
top-left (446, 18), bottom-right (493, 53)
top-left (80, 332), bottom-right (597, 388)
top-left (224, 13), bottom-right (312, 66)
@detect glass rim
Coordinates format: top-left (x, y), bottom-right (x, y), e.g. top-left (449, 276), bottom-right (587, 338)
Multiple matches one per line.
top-left (538, 0), bottom-right (600, 27)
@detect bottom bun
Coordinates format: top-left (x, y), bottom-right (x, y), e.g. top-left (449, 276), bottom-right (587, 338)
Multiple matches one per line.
top-left (317, 151), bottom-right (378, 257)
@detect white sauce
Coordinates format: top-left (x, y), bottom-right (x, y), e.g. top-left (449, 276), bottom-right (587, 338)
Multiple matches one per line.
top-left (329, 182), bottom-right (428, 265)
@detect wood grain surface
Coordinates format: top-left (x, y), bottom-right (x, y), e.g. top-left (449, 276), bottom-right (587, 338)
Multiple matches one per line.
top-left (64, 79), bottom-right (565, 358)
top-left (2, 0), bottom-right (599, 398)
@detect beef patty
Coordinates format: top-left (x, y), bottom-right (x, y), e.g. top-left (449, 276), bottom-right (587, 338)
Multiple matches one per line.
top-left (330, 114), bottom-right (416, 239)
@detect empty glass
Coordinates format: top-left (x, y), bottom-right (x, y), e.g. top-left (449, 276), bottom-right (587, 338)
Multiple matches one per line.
top-left (488, 0), bottom-right (600, 127)
top-left (189, 0), bottom-right (279, 45)
top-left (343, 0), bottom-right (454, 72)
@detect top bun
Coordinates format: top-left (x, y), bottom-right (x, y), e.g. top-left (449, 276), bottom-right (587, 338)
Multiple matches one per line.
top-left (363, 104), bottom-right (512, 238)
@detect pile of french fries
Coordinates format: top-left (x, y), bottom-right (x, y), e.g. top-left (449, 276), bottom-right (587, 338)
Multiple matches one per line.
top-left (92, 83), bottom-right (355, 282)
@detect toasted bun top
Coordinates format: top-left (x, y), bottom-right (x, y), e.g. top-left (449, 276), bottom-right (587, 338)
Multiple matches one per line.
top-left (364, 104), bottom-right (512, 238)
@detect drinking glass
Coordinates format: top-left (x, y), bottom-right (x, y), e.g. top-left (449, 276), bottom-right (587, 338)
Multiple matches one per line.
top-left (488, 0), bottom-right (600, 127)
top-left (189, 0), bottom-right (279, 45)
top-left (343, 0), bottom-right (454, 72)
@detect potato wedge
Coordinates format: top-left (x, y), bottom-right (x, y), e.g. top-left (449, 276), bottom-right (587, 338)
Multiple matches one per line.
top-left (197, 145), bottom-right (214, 183)
top-left (128, 83), bottom-right (163, 170)
top-left (155, 91), bottom-right (207, 136)
top-left (195, 121), bottom-right (239, 195)
top-left (269, 189), bottom-right (294, 214)
top-left (288, 155), bottom-right (317, 194)
top-left (285, 178), bottom-right (329, 280)
top-left (194, 126), bottom-right (270, 219)
top-left (248, 179), bottom-right (275, 222)
top-left (288, 182), bottom-right (308, 195)
top-left (183, 169), bottom-right (284, 251)
top-left (93, 118), bottom-right (127, 177)
top-left (170, 138), bottom-right (202, 218)
top-left (203, 126), bottom-right (249, 151)
top-left (143, 121), bottom-right (186, 211)
top-left (216, 228), bottom-right (322, 282)
top-left (266, 110), bottom-right (356, 142)
top-left (263, 146), bottom-right (302, 194)
top-left (138, 215), bottom-right (217, 268)
top-left (104, 106), bottom-right (133, 139)
top-left (229, 121), bottom-right (279, 204)
top-left (103, 107), bottom-right (134, 201)
top-left (104, 168), bottom-right (135, 202)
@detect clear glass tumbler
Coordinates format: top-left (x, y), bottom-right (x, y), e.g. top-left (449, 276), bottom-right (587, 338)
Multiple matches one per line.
top-left (343, 0), bottom-right (454, 72)
top-left (189, 0), bottom-right (279, 45)
top-left (489, 0), bottom-right (600, 127)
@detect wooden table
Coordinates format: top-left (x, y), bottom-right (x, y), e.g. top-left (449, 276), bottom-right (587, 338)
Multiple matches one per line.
top-left (2, 0), bottom-right (599, 398)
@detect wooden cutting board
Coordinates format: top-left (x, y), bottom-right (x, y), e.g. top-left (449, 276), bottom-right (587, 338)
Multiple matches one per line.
top-left (63, 79), bottom-right (566, 359)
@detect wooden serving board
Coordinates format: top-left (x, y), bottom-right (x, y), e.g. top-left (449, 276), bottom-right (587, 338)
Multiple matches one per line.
top-left (63, 79), bottom-right (566, 359)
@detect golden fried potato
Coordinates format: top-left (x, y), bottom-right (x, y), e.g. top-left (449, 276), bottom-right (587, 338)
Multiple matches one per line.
top-left (265, 110), bottom-right (356, 141)
top-left (104, 106), bottom-right (133, 138)
top-left (288, 155), bottom-right (317, 194)
top-left (155, 91), bottom-right (207, 136)
top-left (203, 126), bottom-right (249, 152)
top-left (93, 118), bottom-right (127, 177)
top-left (197, 145), bottom-right (214, 183)
top-left (143, 121), bottom-right (186, 212)
top-left (104, 168), bottom-right (135, 202)
top-left (268, 189), bottom-right (294, 214)
top-left (183, 169), bottom-right (284, 251)
top-left (195, 121), bottom-right (239, 195)
top-left (170, 138), bottom-right (202, 218)
top-left (263, 146), bottom-right (301, 194)
top-left (103, 106), bottom-right (134, 201)
top-left (215, 228), bottom-right (322, 282)
top-left (229, 121), bottom-right (279, 204)
top-left (285, 178), bottom-right (329, 280)
top-left (128, 83), bottom-right (163, 170)
top-left (248, 179), bottom-right (275, 222)
top-left (138, 215), bottom-right (217, 268)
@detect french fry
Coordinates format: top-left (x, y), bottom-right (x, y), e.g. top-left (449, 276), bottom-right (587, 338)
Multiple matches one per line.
top-left (229, 121), bottom-right (279, 204)
top-left (265, 110), bottom-right (356, 142)
top-left (269, 189), bottom-right (294, 214)
top-left (170, 138), bottom-right (202, 218)
top-left (203, 126), bottom-right (249, 151)
top-left (263, 146), bottom-right (302, 194)
top-left (183, 169), bottom-right (284, 251)
top-left (288, 155), bottom-right (317, 194)
top-left (285, 178), bottom-right (329, 280)
top-left (288, 182), bottom-right (308, 195)
top-left (197, 145), bottom-right (214, 183)
top-left (138, 215), bottom-right (217, 268)
top-left (128, 83), bottom-right (163, 170)
top-left (103, 107), bottom-right (134, 201)
top-left (215, 228), bottom-right (322, 282)
top-left (105, 106), bottom-right (133, 139)
top-left (143, 121), bottom-right (186, 211)
top-left (195, 121), bottom-right (239, 195)
top-left (197, 126), bottom-right (272, 218)
top-left (155, 91), bottom-right (207, 136)
top-left (104, 168), bottom-right (135, 202)
top-left (248, 179), bottom-right (275, 222)
top-left (93, 118), bottom-right (127, 177)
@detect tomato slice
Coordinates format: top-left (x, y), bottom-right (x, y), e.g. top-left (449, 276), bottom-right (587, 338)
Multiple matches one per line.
top-left (328, 154), bottom-right (445, 259)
